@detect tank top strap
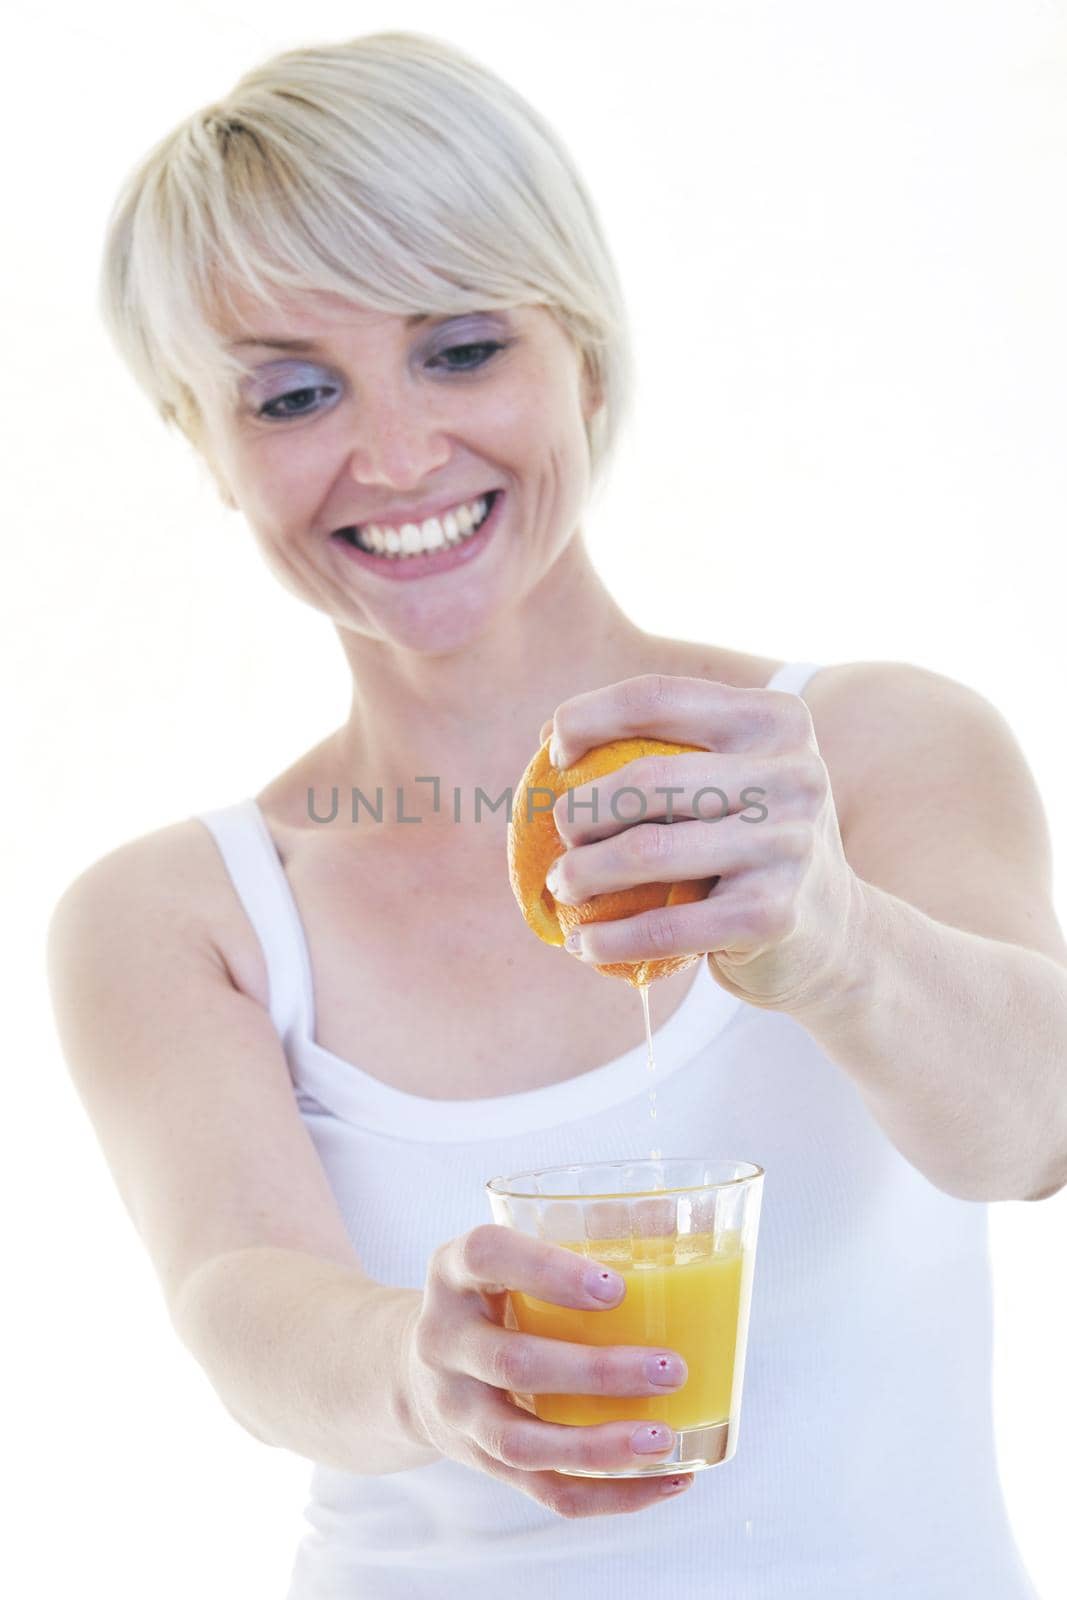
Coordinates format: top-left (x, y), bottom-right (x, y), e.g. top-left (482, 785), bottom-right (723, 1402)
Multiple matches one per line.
top-left (763, 660), bottom-right (826, 695)
top-left (194, 799), bottom-right (315, 1044)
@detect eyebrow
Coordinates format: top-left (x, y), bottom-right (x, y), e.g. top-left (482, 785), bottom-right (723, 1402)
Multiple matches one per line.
top-left (227, 312), bottom-right (433, 351)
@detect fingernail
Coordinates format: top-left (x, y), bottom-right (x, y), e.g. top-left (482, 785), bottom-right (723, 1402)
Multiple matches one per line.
top-left (646, 1353), bottom-right (687, 1387)
top-left (660, 1475), bottom-right (692, 1494)
top-left (545, 861), bottom-right (561, 897)
top-left (564, 930), bottom-right (584, 955)
top-left (585, 1267), bottom-right (624, 1302)
top-left (549, 736), bottom-right (563, 768)
top-left (631, 1424), bottom-right (673, 1454)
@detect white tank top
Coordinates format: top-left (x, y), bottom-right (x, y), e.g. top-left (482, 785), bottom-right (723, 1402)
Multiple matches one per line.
top-left (196, 663), bottom-right (1039, 1599)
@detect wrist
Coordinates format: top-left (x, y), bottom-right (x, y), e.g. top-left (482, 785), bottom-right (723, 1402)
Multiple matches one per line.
top-left (789, 872), bottom-right (882, 1030)
top-left (384, 1288), bottom-right (439, 1462)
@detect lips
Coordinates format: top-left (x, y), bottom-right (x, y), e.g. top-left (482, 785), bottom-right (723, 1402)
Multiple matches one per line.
top-left (330, 488), bottom-right (506, 581)
top-left (337, 488), bottom-right (501, 540)
top-left (336, 490), bottom-right (498, 555)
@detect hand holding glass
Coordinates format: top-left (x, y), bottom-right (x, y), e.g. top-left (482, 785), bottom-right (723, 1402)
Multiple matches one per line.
top-left (485, 1158), bottom-right (764, 1477)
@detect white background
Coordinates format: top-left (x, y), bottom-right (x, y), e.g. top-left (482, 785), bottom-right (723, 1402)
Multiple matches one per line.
top-left (5, 1), bottom-right (1065, 1594)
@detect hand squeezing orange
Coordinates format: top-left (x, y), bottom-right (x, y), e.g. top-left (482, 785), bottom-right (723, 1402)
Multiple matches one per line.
top-left (507, 736), bottom-right (717, 987)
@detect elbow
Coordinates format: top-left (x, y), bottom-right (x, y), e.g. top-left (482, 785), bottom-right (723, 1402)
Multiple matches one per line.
top-left (1024, 1139), bottom-right (1067, 1202)
top-left (924, 1134), bottom-right (1067, 1203)
top-left (222, 1398), bottom-right (278, 1449)
top-left (1023, 1168), bottom-right (1067, 1203)
top-left (926, 1164), bottom-right (1064, 1204)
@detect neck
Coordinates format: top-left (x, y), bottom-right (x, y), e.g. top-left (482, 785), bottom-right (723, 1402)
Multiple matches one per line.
top-left (325, 533), bottom-right (663, 840)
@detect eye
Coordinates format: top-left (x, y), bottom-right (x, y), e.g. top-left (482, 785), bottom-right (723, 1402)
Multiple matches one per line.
top-left (256, 385), bottom-right (335, 421)
top-left (252, 340), bottom-right (507, 422)
top-left (429, 340), bottom-right (507, 371)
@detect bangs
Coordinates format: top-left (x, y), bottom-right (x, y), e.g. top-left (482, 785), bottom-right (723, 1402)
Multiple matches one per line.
top-left (98, 31), bottom-right (632, 485)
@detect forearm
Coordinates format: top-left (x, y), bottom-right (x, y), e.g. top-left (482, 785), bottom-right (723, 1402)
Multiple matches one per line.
top-left (793, 880), bottom-right (1067, 1202)
top-left (171, 1246), bottom-right (439, 1474)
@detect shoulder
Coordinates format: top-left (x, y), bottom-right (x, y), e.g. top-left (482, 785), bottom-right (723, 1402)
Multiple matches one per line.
top-left (799, 656), bottom-right (1020, 776)
top-left (48, 817), bottom-right (225, 923)
top-left (46, 817), bottom-right (269, 1010)
top-left (802, 660), bottom-right (1067, 963)
top-left (794, 658), bottom-right (1010, 839)
top-left (800, 656), bottom-right (993, 723)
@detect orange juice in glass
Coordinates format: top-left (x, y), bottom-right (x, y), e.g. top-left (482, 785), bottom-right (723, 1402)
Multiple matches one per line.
top-left (485, 1158), bottom-right (763, 1477)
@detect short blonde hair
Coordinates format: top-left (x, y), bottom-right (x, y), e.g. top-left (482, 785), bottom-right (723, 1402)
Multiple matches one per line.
top-left (97, 30), bottom-right (634, 497)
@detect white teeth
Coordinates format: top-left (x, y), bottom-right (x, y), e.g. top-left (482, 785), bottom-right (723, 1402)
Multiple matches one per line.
top-left (354, 493), bottom-right (493, 558)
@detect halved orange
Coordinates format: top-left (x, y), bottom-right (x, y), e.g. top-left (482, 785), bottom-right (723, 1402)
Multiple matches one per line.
top-left (507, 736), bottom-right (717, 987)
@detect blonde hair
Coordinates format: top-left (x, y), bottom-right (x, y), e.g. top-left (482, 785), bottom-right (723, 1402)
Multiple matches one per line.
top-left (97, 30), bottom-right (634, 498)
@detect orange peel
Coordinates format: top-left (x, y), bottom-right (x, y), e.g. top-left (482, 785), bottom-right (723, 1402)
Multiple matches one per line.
top-left (507, 735), bottom-right (716, 987)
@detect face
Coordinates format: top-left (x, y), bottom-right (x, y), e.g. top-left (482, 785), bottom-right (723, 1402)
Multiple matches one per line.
top-left (197, 289), bottom-right (603, 655)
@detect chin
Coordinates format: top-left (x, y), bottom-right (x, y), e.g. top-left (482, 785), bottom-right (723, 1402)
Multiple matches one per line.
top-left (379, 595), bottom-right (505, 658)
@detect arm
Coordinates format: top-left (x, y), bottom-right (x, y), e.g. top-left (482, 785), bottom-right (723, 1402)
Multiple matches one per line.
top-left (172, 1246), bottom-right (436, 1474)
top-left (791, 665), bottom-right (1067, 1204)
top-left (793, 879), bottom-right (1067, 1203)
top-left (45, 825), bottom-right (439, 1475)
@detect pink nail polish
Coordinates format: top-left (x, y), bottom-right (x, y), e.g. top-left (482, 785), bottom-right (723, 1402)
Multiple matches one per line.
top-left (631, 1424), bottom-right (673, 1454)
top-left (585, 1267), bottom-right (624, 1302)
top-left (646, 1353), bottom-right (686, 1386)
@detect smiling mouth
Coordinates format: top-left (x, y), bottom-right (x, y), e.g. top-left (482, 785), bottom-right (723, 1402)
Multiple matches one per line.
top-left (334, 491), bottom-right (500, 559)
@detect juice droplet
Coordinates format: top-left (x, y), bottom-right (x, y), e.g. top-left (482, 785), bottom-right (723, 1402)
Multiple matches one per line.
top-left (637, 981), bottom-right (659, 1152)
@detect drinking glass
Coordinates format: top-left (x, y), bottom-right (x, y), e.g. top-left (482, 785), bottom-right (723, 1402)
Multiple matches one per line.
top-left (485, 1157), bottom-right (764, 1477)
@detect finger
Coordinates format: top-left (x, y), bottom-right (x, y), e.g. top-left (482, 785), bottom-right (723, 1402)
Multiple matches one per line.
top-left (458, 1323), bottom-right (688, 1398)
top-left (550, 673), bottom-right (809, 766)
top-left (469, 1435), bottom-right (695, 1517)
top-left (566, 880), bottom-right (778, 967)
top-left (549, 815), bottom-right (811, 906)
top-left (435, 1224), bottom-right (627, 1309)
top-left (551, 751), bottom-right (823, 845)
top-left (538, 717), bottom-right (554, 745)
top-left (473, 1387), bottom-right (681, 1477)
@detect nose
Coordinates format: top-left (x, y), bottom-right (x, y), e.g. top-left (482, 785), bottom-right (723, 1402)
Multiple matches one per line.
top-left (345, 385), bottom-right (452, 490)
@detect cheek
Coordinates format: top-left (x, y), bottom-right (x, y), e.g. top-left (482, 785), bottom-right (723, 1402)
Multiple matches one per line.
top-left (470, 382), bottom-right (530, 447)
top-left (234, 439), bottom-right (329, 529)
top-left (246, 528), bottom-right (309, 604)
top-left (475, 368), bottom-right (583, 454)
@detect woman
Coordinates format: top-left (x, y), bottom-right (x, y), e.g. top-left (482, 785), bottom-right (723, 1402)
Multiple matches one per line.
top-left (47, 29), bottom-right (1066, 1599)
